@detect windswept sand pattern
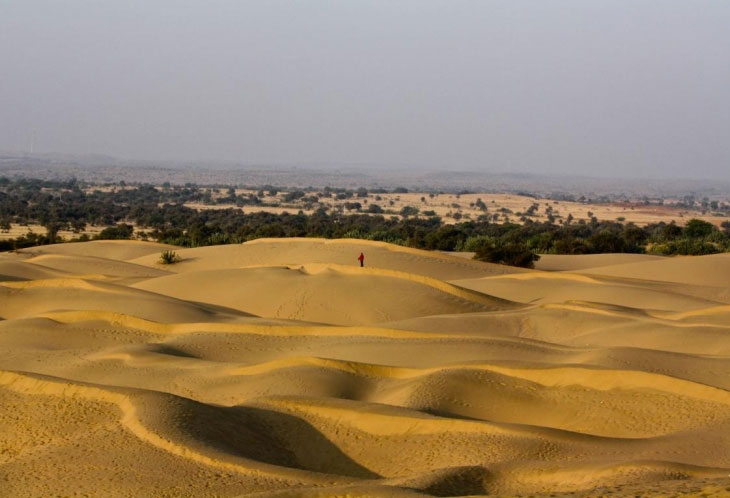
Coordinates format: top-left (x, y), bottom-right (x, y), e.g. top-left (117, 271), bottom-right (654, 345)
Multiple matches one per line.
top-left (1, 239), bottom-right (730, 497)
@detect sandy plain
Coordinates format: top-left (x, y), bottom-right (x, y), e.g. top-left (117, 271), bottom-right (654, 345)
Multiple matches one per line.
top-left (1, 238), bottom-right (730, 497)
top-left (191, 191), bottom-right (729, 226)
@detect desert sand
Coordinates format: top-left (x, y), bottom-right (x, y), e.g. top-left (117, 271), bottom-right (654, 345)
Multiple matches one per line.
top-left (1, 238), bottom-right (730, 497)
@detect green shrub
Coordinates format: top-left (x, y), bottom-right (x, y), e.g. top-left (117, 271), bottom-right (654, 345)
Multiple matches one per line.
top-left (95, 223), bottom-right (134, 240)
top-left (648, 239), bottom-right (722, 256)
top-left (684, 219), bottom-right (715, 238)
top-left (400, 206), bottom-right (419, 217)
top-left (473, 239), bottom-right (540, 268)
top-left (462, 235), bottom-right (495, 252)
top-left (159, 250), bottom-right (180, 264)
top-left (343, 229), bottom-right (365, 239)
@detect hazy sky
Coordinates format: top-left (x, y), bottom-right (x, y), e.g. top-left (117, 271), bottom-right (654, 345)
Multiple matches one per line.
top-left (1, 1), bottom-right (728, 178)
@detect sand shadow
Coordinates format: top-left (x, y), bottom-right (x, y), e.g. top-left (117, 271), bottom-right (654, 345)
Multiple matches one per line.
top-left (232, 405), bottom-right (381, 479)
top-left (156, 398), bottom-right (380, 479)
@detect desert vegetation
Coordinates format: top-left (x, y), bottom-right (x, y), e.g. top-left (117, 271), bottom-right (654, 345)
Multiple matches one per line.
top-left (2, 177), bottom-right (730, 267)
top-left (158, 250), bottom-right (180, 265)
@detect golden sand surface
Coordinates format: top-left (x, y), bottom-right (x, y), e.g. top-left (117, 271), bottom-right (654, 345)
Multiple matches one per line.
top-left (1, 239), bottom-right (730, 497)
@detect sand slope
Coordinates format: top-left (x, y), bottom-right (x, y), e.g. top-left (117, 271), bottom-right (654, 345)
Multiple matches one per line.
top-left (1, 239), bottom-right (729, 497)
top-left (577, 252), bottom-right (730, 287)
top-left (534, 253), bottom-right (665, 272)
top-left (22, 239), bottom-right (177, 261)
top-left (130, 238), bottom-right (527, 280)
top-left (0, 259), bottom-right (70, 281)
top-left (450, 272), bottom-right (723, 311)
top-left (133, 264), bottom-right (512, 325)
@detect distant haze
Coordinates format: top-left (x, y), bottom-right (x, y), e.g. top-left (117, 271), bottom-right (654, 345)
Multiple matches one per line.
top-left (1, 1), bottom-right (728, 179)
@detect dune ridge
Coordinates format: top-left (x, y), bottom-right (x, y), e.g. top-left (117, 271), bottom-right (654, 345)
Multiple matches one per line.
top-left (1, 239), bottom-right (729, 497)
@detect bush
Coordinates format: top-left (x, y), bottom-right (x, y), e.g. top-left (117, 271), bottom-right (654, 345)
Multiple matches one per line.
top-left (283, 190), bottom-right (306, 202)
top-left (159, 250), bottom-right (180, 264)
top-left (424, 225), bottom-right (467, 251)
top-left (473, 239), bottom-right (540, 268)
top-left (400, 206), bottom-right (419, 217)
top-left (96, 223), bottom-right (134, 240)
top-left (649, 239), bottom-right (721, 256)
top-left (588, 230), bottom-right (626, 253)
top-left (343, 229), bottom-right (365, 239)
top-left (684, 219), bottom-right (715, 238)
top-left (462, 235), bottom-right (495, 252)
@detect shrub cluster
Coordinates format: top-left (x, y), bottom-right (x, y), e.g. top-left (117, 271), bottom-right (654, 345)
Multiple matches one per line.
top-left (159, 250), bottom-right (180, 265)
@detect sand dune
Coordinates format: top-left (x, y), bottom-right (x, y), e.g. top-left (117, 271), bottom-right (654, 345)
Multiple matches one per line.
top-left (1, 238), bottom-right (729, 497)
top-left (130, 238), bottom-right (526, 280)
top-left (0, 259), bottom-right (70, 281)
top-left (578, 252), bottom-right (730, 287)
top-left (534, 253), bottom-right (665, 272)
top-left (23, 253), bottom-right (170, 280)
top-left (0, 277), bottom-right (247, 322)
top-left (451, 271), bottom-right (723, 311)
top-left (133, 264), bottom-right (512, 325)
top-left (21, 239), bottom-right (177, 261)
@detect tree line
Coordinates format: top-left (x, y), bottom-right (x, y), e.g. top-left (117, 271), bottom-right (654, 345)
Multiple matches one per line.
top-left (2, 178), bottom-right (730, 267)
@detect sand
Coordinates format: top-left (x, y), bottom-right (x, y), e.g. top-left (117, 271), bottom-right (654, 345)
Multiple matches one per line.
top-left (1, 239), bottom-right (729, 497)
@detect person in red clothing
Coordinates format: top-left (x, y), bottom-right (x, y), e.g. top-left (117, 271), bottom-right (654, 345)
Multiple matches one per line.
top-left (357, 252), bottom-right (365, 267)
